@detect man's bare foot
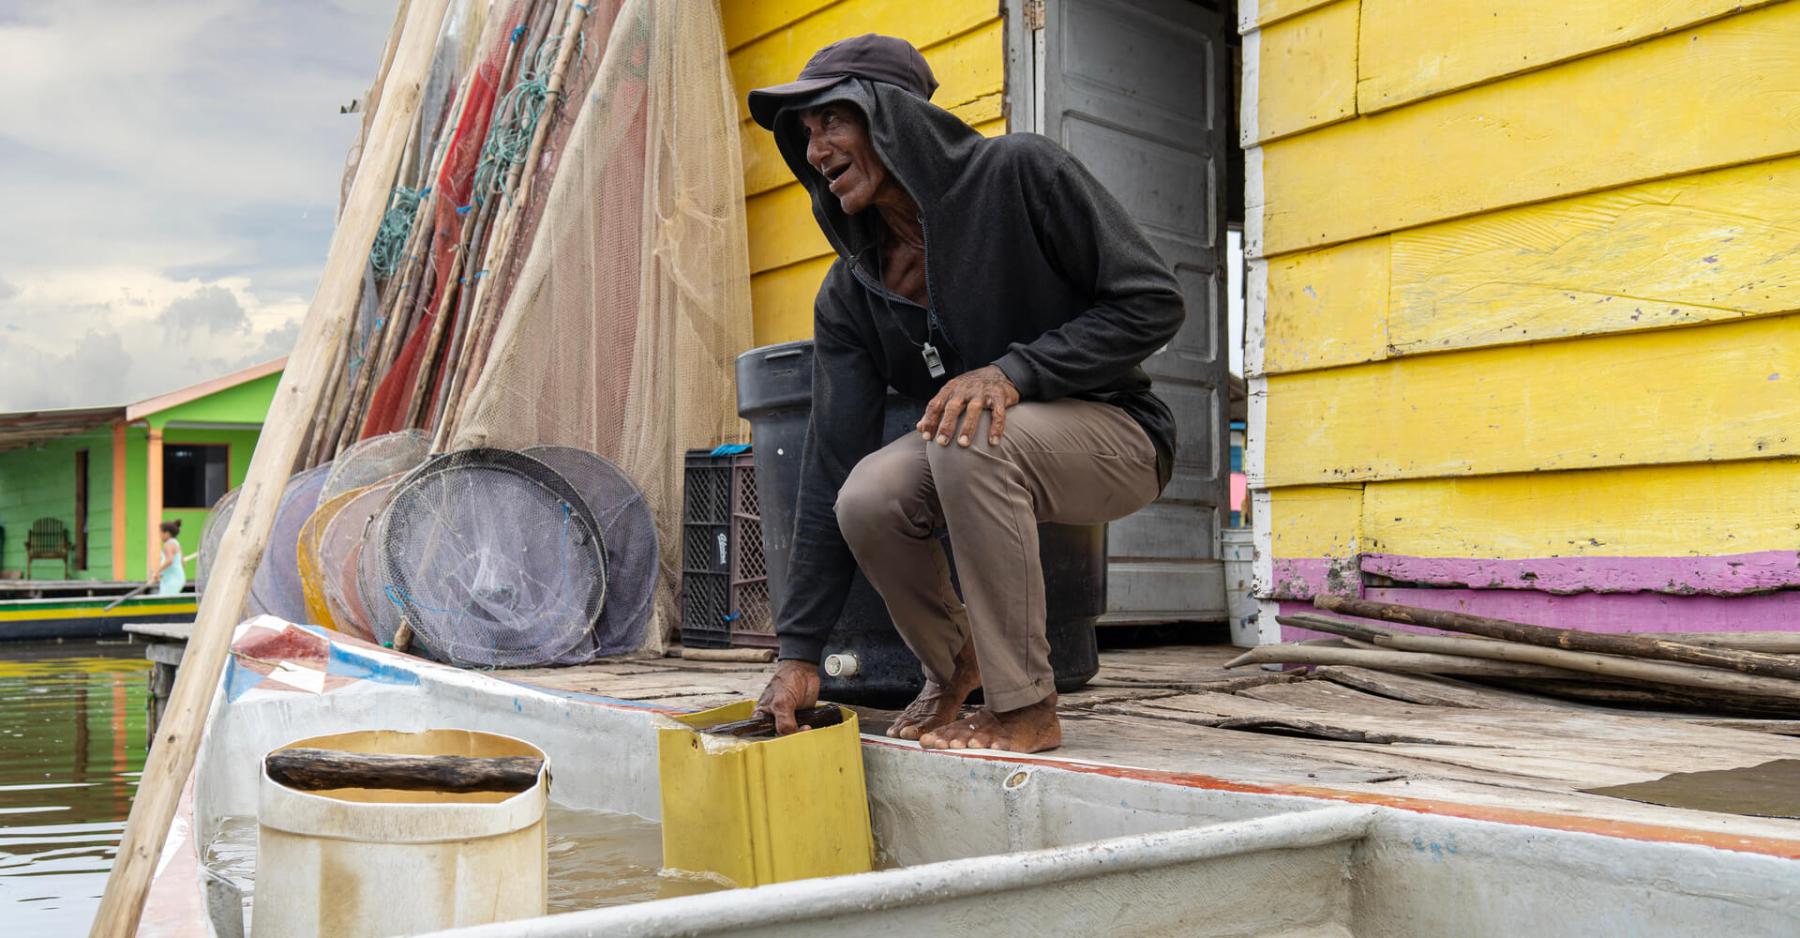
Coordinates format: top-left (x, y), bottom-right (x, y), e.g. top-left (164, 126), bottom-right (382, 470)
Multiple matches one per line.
top-left (919, 694), bottom-right (1060, 753)
top-left (887, 643), bottom-right (982, 741)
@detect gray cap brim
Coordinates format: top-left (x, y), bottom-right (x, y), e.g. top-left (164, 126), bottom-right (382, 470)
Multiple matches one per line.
top-left (748, 75), bottom-right (853, 130)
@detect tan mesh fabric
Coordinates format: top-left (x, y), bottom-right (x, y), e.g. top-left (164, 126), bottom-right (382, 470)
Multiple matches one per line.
top-left (450, 0), bottom-right (753, 653)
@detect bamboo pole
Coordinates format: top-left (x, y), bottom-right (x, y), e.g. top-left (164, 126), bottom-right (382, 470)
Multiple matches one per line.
top-left (1315, 595), bottom-right (1800, 682)
top-left (1357, 629), bottom-right (1800, 701)
top-left (1224, 642), bottom-right (1575, 678)
top-left (87, 3), bottom-right (454, 933)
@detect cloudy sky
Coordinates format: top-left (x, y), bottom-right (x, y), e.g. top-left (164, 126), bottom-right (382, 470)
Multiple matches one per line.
top-left (0, 0), bottom-right (394, 411)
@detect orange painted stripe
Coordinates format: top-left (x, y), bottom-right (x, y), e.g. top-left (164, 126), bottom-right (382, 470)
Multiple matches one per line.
top-left (859, 740), bottom-right (1800, 861)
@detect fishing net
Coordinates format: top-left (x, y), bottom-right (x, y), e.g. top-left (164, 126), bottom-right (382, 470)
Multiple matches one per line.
top-left (449, 0), bottom-right (752, 654)
top-left (360, 449), bottom-right (605, 666)
top-left (320, 429), bottom-right (432, 503)
top-left (524, 445), bottom-right (658, 661)
top-left (247, 463), bottom-right (332, 623)
top-left (318, 480), bottom-right (398, 643)
top-left (195, 486), bottom-right (240, 597)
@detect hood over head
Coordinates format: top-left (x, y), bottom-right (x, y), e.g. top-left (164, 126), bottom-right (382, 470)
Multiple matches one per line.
top-left (764, 78), bottom-right (986, 263)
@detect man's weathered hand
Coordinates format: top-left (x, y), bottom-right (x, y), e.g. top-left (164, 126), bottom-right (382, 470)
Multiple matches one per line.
top-left (918, 365), bottom-right (1021, 447)
top-left (753, 659), bottom-right (821, 735)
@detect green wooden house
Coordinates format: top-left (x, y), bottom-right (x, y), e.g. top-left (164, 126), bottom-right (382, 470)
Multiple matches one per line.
top-left (0, 359), bottom-right (284, 584)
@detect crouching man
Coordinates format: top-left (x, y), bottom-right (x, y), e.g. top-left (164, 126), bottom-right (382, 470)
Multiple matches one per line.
top-left (748, 35), bottom-right (1184, 753)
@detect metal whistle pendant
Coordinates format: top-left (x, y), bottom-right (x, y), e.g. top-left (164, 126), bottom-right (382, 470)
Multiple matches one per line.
top-left (921, 342), bottom-right (946, 379)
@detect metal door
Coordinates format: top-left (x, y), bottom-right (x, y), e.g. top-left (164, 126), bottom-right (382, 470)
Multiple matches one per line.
top-left (1022, 0), bottom-right (1231, 622)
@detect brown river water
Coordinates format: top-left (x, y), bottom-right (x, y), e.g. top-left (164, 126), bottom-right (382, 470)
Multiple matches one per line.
top-left (0, 640), bottom-right (149, 936)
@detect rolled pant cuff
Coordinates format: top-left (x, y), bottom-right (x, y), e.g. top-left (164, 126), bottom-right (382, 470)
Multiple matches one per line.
top-left (983, 676), bottom-right (1056, 713)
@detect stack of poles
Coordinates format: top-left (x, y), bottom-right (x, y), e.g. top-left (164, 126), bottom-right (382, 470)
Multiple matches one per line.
top-left (1226, 596), bottom-right (1800, 717)
top-left (299, 0), bottom-right (595, 471)
top-left (89, 1), bottom-right (461, 933)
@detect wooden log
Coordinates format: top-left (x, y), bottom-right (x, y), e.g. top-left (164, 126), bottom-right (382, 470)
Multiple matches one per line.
top-left (88, 4), bottom-right (456, 935)
top-left (1223, 643), bottom-right (1577, 678)
top-left (672, 647), bottom-right (777, 663)
top-left (1481, 677), bottom-right (1800, 718)
top-left (1618, 631), bottom-right (1800, 654)
top-left (1316, 595), bottom-right (1800, 681)
top-left (1359, 629), bottom-right (1800, 701)
top-left (265, 748), bottom-right (542, 793)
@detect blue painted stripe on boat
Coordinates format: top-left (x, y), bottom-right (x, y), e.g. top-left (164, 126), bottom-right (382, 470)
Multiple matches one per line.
top-left (327, 644), bottom-right (423, 687)
top-left (223, 657), bottom-right (265, 703)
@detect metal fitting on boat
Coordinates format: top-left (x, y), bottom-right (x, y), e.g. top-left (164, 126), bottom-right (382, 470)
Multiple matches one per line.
top-left (823, 653), bottom-right (860, 678)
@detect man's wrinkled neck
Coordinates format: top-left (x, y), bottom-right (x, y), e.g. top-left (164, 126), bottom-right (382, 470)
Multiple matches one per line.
top-left (872, 184), bottom-right (925, 249)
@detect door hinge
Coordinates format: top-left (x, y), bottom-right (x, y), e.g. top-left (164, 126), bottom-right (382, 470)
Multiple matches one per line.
top-left (1024, 0), bottom-right (1045, 31)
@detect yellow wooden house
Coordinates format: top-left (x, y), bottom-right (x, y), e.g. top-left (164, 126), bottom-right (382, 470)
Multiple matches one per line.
top-left (721, 0), bottom-right (1800, 641)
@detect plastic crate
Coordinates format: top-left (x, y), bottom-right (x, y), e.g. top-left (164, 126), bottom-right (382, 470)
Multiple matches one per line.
top-left (681, 449), bottom-right (772, 649)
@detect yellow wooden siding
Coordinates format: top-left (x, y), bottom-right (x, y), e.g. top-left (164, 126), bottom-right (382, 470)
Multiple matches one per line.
top-left (1249, 0), bottom-right (1358, 144)
top-left (1255, 1), bottom-right (1800, 257)
top-left (1260, 236), bottom-right (1390, 373)
top-left (1360, 460), bottom-right (1800, 558)
top-left (1247, 2), bottom-right (1800, 584)
top-left (1263, 312), bottom-right (1800, 487)
top-left (1269, 459), bottom-right (1800, 560)
top-left (1261, 154), bottom-right (1800, 374)
top-left (1356, 0), bottom-right (1785, 113)
top-left (1240, 0), bottom-right (1344, 31)
top-left (724, 1), bottom-right (1006, 345)
top-left (1267, 485), bottom-right (1364, 559)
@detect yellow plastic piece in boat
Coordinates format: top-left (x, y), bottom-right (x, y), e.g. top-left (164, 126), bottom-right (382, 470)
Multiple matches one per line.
top-left (658, 700), bottom-right (874, 888)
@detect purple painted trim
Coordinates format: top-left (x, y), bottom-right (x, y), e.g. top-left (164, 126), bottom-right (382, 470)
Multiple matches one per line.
top-left (1276, 589), bottom-right (1800, 643)
top-left (1361, 551), bottom-right (1800, 596)
top-left (1267, 557), bottom-right (1360, 600)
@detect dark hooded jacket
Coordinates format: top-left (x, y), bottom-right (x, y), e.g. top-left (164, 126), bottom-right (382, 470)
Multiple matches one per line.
top-left (771, 79), bottom-right (1185, 663)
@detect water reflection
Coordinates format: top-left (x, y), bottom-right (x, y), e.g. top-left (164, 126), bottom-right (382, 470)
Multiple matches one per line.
top-left (0, 641), bottom-right (150, 935)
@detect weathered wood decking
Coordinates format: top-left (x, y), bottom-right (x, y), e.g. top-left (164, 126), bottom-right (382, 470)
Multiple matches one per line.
top-left (510, 644), bottom-right (1800, 847)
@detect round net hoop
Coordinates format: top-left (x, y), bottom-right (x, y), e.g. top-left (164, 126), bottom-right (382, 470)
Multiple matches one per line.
top-left (524, 445), bottom-right (659, 660)
top-left (364, 448), bottom-right (606, 666)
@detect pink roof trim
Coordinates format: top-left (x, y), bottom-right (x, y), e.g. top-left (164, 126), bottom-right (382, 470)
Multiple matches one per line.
top-left (124, 356), bottom-right (287, 422)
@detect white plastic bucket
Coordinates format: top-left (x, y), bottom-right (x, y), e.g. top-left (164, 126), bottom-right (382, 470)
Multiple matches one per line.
top-left (1221, 529), bottom-right (1259, 645)
top-left (252, 729), bottom-right (549, 937)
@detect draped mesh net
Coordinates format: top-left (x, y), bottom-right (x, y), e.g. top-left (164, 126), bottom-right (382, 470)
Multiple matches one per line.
top-left (449, 0), bottom-right (752, 653)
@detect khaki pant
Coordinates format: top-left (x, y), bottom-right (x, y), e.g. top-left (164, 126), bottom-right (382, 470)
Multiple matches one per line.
top-left (834, 399), bottom-right (1161, 711)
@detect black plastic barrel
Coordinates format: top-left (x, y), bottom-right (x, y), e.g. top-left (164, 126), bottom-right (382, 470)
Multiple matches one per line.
top-left (736, 339), bottom-right (1103, 706)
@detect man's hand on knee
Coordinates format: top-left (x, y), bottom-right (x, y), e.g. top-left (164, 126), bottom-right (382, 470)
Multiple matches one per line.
top-left (753, 659), bottom-right (822, 734)
top-left (918, 365), bottom-right (1020, 448)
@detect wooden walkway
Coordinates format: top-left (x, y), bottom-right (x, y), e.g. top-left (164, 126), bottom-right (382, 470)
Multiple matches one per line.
top-left (511, 644), bottom-right (1800, 845)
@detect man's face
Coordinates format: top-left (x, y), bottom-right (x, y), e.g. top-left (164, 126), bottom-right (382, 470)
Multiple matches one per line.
top-left (798, 103), bottom-right (890, 215)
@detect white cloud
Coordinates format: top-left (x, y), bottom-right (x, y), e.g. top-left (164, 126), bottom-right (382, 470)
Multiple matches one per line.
top-left (0, 0), bottom-right (390, 410)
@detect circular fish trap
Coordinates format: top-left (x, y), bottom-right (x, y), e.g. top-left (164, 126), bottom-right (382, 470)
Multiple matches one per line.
top-left (320, 430), bottom-right (431, 504)
top-left (247, 463), bottom-right (333, 623)
top-left (196, 486), bottom-right (241, 597)
top-left (362, 449), bottom-right (606, 666)
top-left (523, 446), bottom-right (659, 660)
top-left (319, 480), bottom-right (398, 643)
top-left (297, 488), bottom-right (366, 632)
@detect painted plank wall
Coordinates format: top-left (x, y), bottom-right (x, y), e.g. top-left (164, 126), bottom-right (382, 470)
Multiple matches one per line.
top-left (1252, 1), bottom-right (1800, 257)
top-left (724, 0), bottom-right (1006, 346)
top-left (1245, 0), bottom-right (1358, 144)
top-left (1261, 155), bottom-right (1800, 375)
top-left (1356, 0), bottom-right (1786, 114)
top-left (1246, 0), bottom-right (1800, 624)
top-left (0, 431), bottom-right (115, 580)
